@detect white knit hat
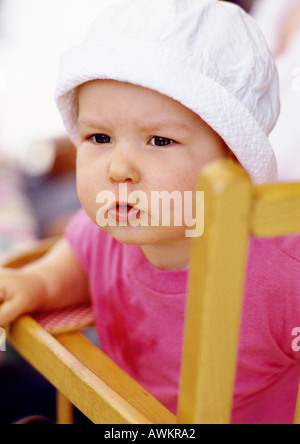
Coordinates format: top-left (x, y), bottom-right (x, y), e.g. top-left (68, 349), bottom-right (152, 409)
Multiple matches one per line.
top-left (55, 0), bottom-right (280, 184)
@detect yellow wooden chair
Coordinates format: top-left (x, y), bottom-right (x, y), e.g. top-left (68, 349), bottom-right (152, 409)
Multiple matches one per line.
top-left (4, 158), bottom-right (300, 424)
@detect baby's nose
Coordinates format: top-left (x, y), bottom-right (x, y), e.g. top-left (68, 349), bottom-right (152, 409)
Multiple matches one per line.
top-left (108, 148), bottom-right (141, 184)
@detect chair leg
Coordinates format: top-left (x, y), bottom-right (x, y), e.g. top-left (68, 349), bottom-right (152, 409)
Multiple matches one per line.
top-left (56, 391), bottom-right (74, 424)
top-left (293, 384), bottom-right (300, 424)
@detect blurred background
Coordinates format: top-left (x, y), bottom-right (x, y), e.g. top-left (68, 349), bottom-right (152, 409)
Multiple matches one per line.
top-left (0, 0), bottom-right (120, 424)
top-left (0, 0), bottom-right (299, 424)
top-left (0, 0), bottom-right (121, 266)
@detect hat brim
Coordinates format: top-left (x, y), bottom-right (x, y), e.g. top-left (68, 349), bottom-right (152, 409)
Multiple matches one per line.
top-left (55, 38), bottom-right (277, 184)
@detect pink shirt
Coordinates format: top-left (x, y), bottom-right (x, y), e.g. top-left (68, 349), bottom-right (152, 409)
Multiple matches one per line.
top-left (65, 209), bottom-right (300, 424)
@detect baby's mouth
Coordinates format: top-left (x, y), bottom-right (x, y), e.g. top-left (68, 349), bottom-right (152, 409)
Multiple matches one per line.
top-left (109, 203), bottom-right (141, 222)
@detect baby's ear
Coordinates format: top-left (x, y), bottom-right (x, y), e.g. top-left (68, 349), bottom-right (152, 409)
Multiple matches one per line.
top-left (222, 143), bottom-right (238, 162)
top-left (229, 150), bottom-right (238, 162)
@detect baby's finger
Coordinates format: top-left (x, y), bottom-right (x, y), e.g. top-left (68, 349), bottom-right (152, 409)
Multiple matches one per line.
top-left (0, 296), bottom-right (24, 328)
top-left (0, 288), bottom-right (7, 304)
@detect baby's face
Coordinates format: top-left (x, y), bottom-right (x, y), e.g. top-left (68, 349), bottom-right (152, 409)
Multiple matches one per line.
top-left (77, 79), bottom-right (230, 249)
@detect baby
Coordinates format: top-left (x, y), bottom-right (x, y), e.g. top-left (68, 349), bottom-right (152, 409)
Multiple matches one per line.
top-left (1, 0), bottom-right (300, 424)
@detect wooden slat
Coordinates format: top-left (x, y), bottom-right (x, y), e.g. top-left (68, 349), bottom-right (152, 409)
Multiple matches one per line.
top-left (8, 316), bottom-right (161, 424)
top-left (56, 391), bottom-right (74, 424)
top-left (250, 183), bottom-right (300, 237)
top-left (55, 331), bottom-right (176, 424)
top-left (177, 160), bottom-right (252, 424)
top-left (294, 385), bottom-right (300, 425)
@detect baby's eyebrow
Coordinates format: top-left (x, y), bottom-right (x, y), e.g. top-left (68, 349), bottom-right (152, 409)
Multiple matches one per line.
top-left (77, 119), bottom-right (110, 130)
top-left (138, 120), bottom-right (190, 132)
top-left (77, 117), bottom-right (190, 133)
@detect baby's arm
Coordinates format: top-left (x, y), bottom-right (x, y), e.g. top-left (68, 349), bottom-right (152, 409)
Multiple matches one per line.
top-left (0, 239), bottom-right (89, 327)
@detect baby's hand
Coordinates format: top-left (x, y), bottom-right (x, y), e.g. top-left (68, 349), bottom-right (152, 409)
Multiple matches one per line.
top-left (0, 239), bottom-right (90, 328)
top-left (0, 269), bottom-right (46, 327)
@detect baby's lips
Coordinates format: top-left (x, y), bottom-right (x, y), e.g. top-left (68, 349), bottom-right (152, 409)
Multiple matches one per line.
top-left (114, 201), bottom-right (149, 215)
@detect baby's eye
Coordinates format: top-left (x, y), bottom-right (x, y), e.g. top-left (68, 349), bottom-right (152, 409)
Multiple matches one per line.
top-left (149, 136), bottom-right (174, 147)
top-left (90, 134), bottom-right (112, 144)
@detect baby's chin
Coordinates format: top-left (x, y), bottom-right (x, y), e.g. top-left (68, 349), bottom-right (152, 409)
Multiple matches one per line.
top-left (99, 223), bottom-right (187, 247)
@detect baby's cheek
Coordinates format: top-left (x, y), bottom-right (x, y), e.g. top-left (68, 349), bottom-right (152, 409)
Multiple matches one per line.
top-left (171, 172), bottom-right (198, 194)
top-left (77, 172), bottom-right (98, 217)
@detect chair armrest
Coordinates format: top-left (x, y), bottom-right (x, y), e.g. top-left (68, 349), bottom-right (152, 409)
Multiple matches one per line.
top-left (8, 316), bottom-right (176, 424)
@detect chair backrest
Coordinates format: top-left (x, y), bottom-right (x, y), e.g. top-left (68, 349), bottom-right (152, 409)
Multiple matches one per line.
top-left (5, 158), bottom-right (300, 424)
top-left (177, 159), bottom-right (300, 424)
